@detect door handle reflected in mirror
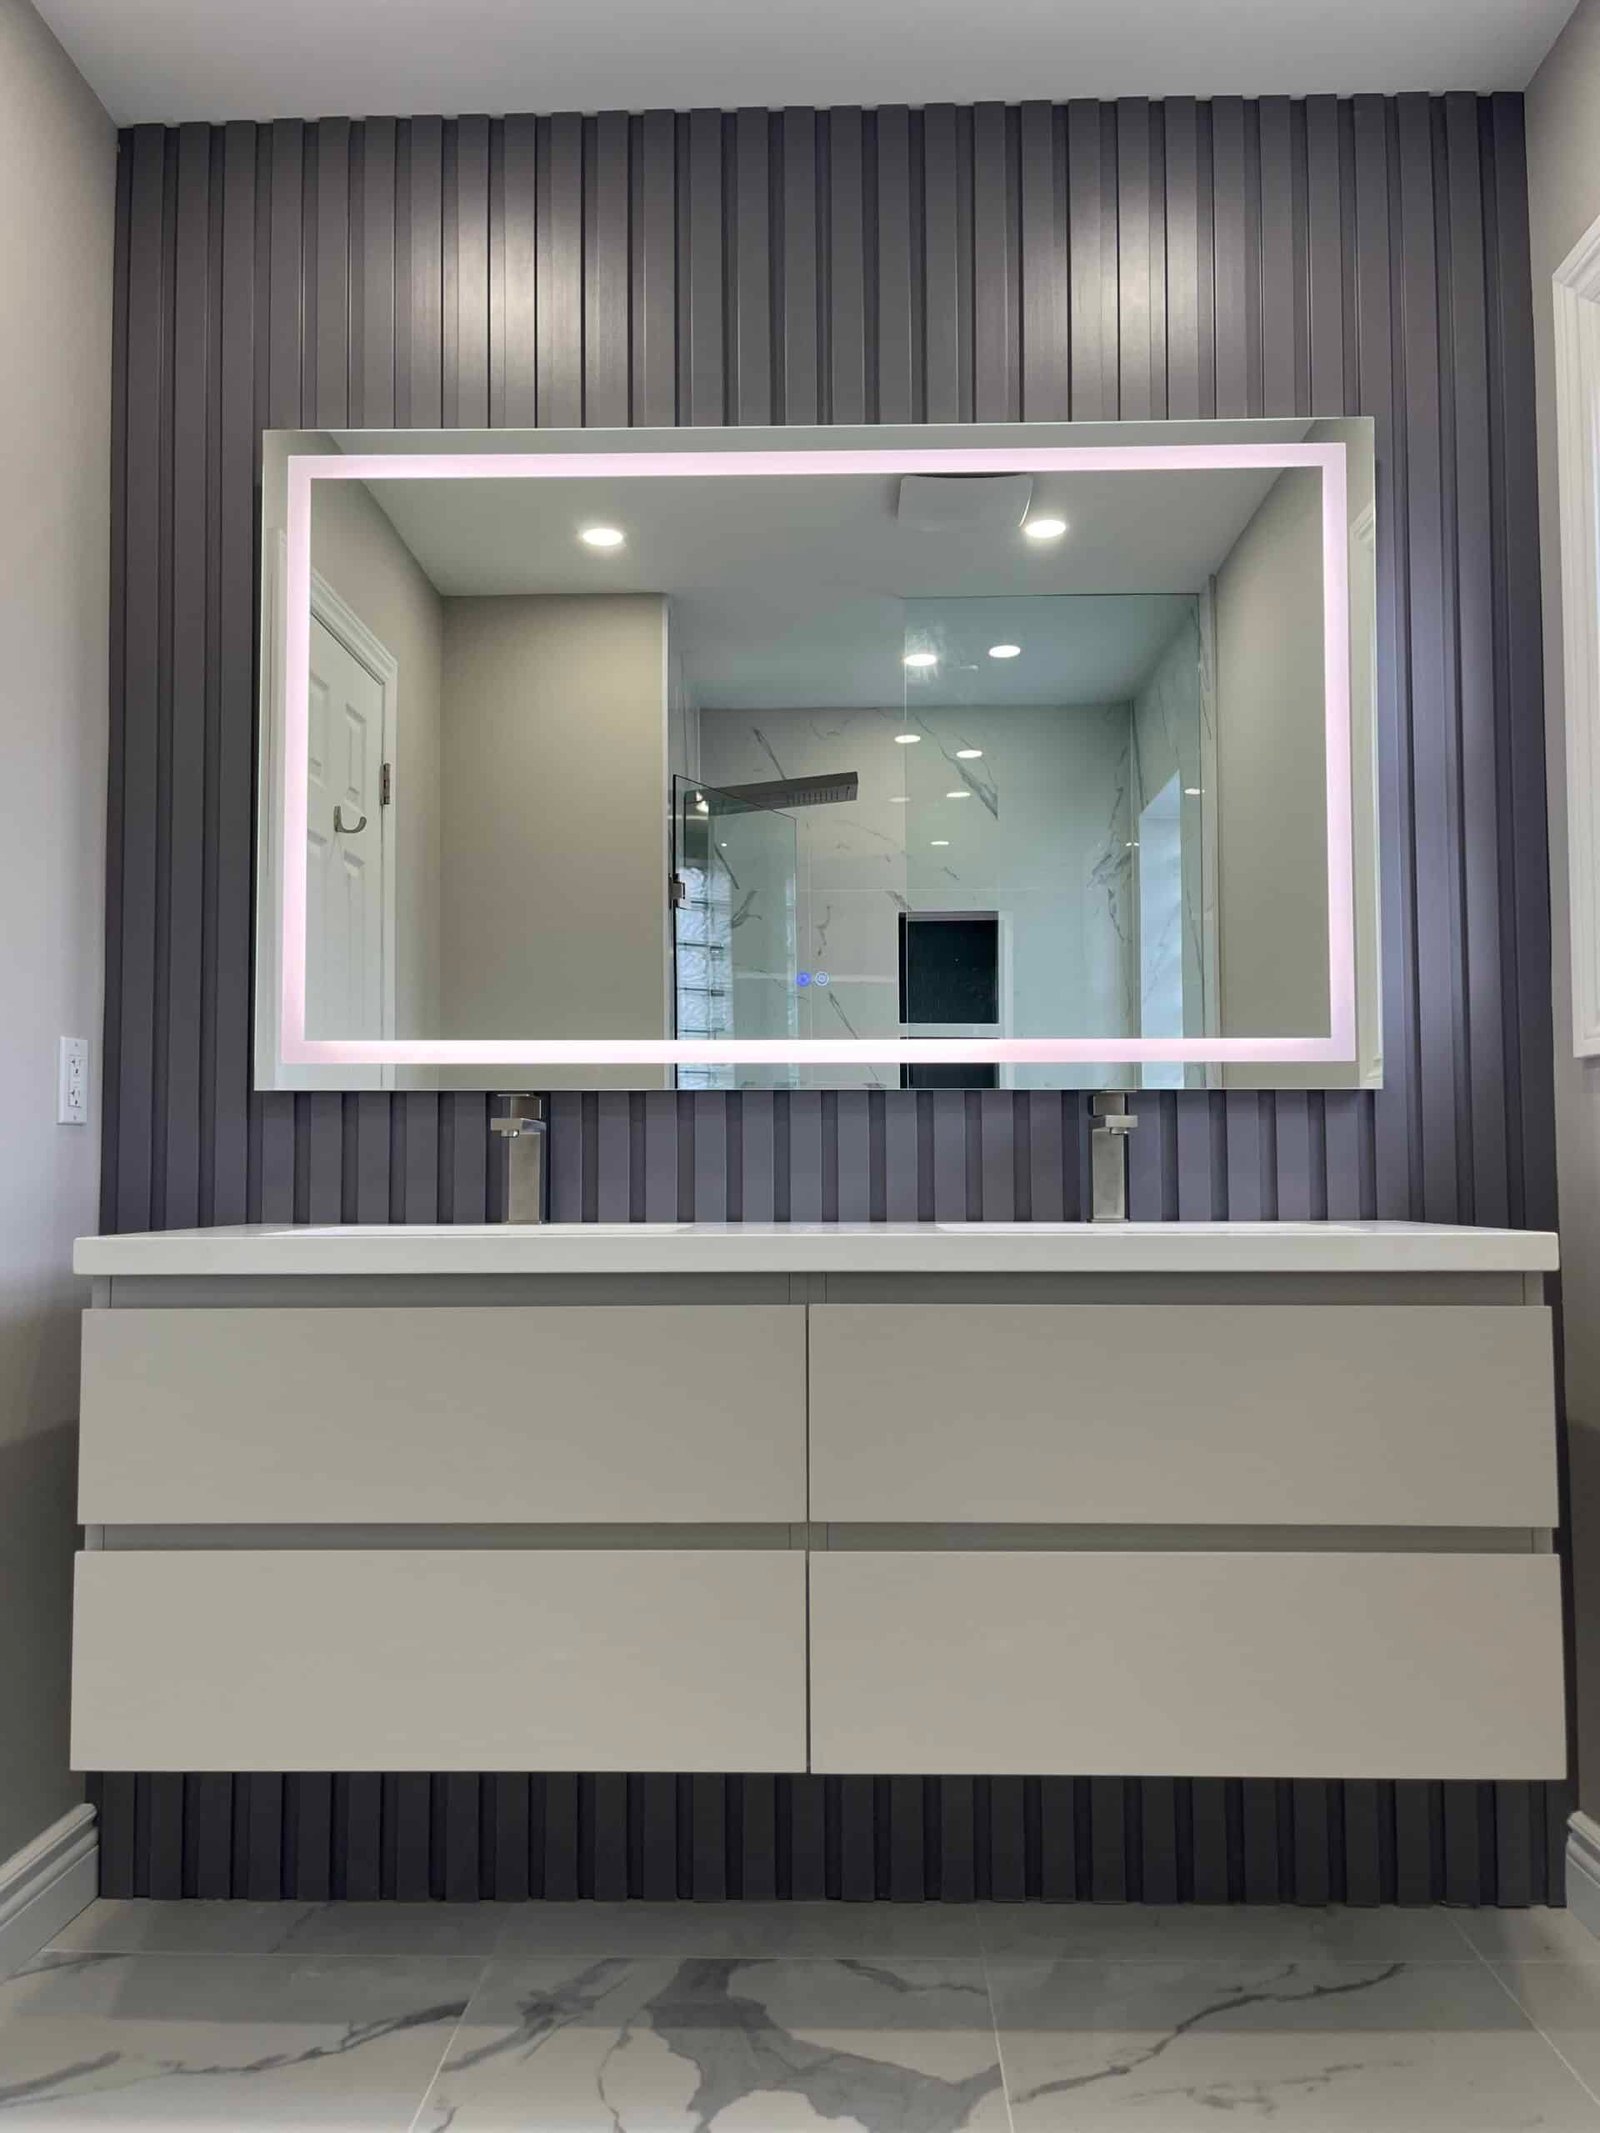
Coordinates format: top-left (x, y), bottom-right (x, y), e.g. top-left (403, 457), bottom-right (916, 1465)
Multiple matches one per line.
top-left (333, 805), bottom-right (367, 835)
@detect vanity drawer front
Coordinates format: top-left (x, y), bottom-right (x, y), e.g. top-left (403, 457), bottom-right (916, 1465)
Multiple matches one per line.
top-left (80, 1306), bottom-right (806, 1523)
top-left (72, 1549), bottom-right (806, 1772)
top-left (808, 1304), bottom-right (1556, 1526)
top-left (809, 1551), bottom-right (1565, 1779)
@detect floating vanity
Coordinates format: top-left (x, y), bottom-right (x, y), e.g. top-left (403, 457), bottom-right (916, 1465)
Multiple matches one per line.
top-left (70, 1220), bottom-right (1565, 1786)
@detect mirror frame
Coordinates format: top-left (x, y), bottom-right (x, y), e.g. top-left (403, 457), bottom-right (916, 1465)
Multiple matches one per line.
top-left (257, 421), bottom-right (1362, 1084)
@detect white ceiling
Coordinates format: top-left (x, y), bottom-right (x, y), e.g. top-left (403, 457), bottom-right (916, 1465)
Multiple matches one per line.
top-left (352, 458), bottom-right (1280, 708)
top-left (35, 0), bottom-right (1576, 126)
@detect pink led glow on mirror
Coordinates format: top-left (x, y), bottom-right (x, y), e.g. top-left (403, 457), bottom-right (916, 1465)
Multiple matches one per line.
top-left (279, 441), bottom-right (1355, 1069)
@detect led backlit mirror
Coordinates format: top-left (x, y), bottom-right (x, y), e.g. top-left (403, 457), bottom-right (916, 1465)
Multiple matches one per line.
top-left (257, 420), bottom-right (1379, 1092)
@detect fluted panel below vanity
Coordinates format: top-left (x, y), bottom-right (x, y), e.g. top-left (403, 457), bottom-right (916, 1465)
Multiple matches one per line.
top-left (90, 1771), bottom-right (1559, 1907)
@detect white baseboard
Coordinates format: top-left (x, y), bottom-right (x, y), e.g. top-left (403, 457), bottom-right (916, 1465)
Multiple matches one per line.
top-left (1567, 1812), bottom-right (1600, 1942)
top-left (0, 1804), bottom-right (97, 1979)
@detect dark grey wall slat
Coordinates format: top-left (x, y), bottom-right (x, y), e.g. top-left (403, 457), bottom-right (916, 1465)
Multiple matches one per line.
top-left (339, 1773), bottom-right (382, 1899)
top-left (1393, 1780), bottom-right (1435, 1905)
top-left (972, 104), bottom-right (1014, 423)
top-left (921, 105), bottom-right (961, 422)
top-left (780, 109), bottom-right (819, 425)
top-left (828, 108), bottom-right (867, 424)
top-left (454, 115), bottom-right (491, 428)
top-left (537, 113), bottom-right (582, 429)
top-left (1141, 1777), bottom-right (1180, 1905)
top-left (1443, 95), bottom-right (1509, 1227)
top-left (876, 107), bottom-right (914, 423)
top-left (1306, 95), bottom-right (1344, 414)
top-left (686, 109), bottom-right (724, 425)
top-left (1352, 97), bottom-right (1417, 1227)
top-left (113, 128), bottom-right (166, 1233)
top-left (1038, 1776), bottom-right (1075, 1900)
top-left (500, 114), bottom-right (537, 428)
top-left (1396, 95), bottom-right (1463, 1224)
top-left (836, 1775), bottom-right (876, 1899)
top-left (940, 1776), bottom-right (976, 1901)
top-left (584, 112), bottom-right (628, 428)
top-left (691, 1774), bottom-right (727, 1899)
top-left (1117, 101), bottom-right (1154, 421)
top-left (145, 1773), bottom-right (184, 1898)
top-left (1020, 101), bottom-right (1065, 420)
top-left (989, 1775), bottom-right (1027, 1901)
top-left (1292, 1779), bottom-right (1332, 1905)
top-left (1089, 1777), bottom-right (1127, 1901)
top-left (1190, 1779), bottom-right (1231, 1903)
top-left (387, 1772), bottom-right (431, 1902)
top-left (789, 1775), bottom-right (826, 1900)
top-left (103, 92), bottom-right (1561, 1908)
top-left (887, 1775), bottom-right (923, 1900)
top-left (1488, 92), bottom-right (1558, 1233)
top-left (406, 116), bottom-right (443, 429)
top-left (638, 1773), bottom-right (676, 1899)
top-left (209, 123), bottom-right (257, 1232)
top-left (289, 1774), bottom-right (333, 1900)
top-left (164, 125), bottom-right (211, 1232)
top-left (732, 110), bottom-right (772, 425)
top-left (742, 1775), bottom-right (779, 1900)
top-left (589, 1773), bottom-right (628, 1900)
top-left (490, 1775), bottom-right (530, 1901)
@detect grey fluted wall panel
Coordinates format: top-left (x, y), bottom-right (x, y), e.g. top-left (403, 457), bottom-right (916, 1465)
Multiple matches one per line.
top-left (98, 96), bottom-right (1563, 1903)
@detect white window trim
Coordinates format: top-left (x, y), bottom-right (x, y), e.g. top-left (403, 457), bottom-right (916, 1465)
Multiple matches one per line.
top-left (1553, 211), bottom-right (1600, 1055)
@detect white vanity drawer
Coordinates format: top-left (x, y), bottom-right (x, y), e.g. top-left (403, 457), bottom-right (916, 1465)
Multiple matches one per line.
top-left (809, 1550), bottom-right (1566, 1778)
top-left (72, 1549), bottom-right (807, 1772)
top-left (808, 1303), bottom-right (1557, 1526)
top-left (80, 1306), bottom-right (806, 1524)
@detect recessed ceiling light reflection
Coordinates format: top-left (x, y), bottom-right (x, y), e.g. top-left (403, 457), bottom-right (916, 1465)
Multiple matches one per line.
top-left (1185, 786), bottom-right (1202, 796)
top-left (894, 732), bottom-right (921, 744)
top-left (988, 643), bottom-right (1022, 659)
top-left (889, 795), bottom-right (910, 804)
top-left (946, 789), bottom-right (971, 800)
top-left (956, 748), bottom-right (983, 760)
top-left (903, 649), bottom-right (939, 669)
top-left (579, 524), bottom-right (625, 549)
top-left (1022, 516), bottom-right (1067, 542)
top-left (930, 838), bottom-right (950, 847)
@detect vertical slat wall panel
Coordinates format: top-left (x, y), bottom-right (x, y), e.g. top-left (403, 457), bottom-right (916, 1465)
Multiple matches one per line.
top-left (103, 96), bottom-right (1559, 1906)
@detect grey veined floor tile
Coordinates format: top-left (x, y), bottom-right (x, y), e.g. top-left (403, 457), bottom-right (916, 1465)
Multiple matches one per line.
top-left (493, 1902), bottom-right (987, 1959)
top-left (414, 1953), bottom-right (1009, 2131)
top-left (1489, 1962), bottom-right (1600, 2100)
top-left (0, 1949), bottom-right (481, 2126)
top-left (47, 1898), bottom-right (316, 1956)
top-left (1456, 1905), bottom-right (1600, 1964)
top-left (986, 1954), bottom-right (1600, 2130)
top-left (975, 1900), bottom-right (1476, 1963)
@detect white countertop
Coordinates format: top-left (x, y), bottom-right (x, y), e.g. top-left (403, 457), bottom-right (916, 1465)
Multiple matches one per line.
top-left (74, 1220), bottom-right (1559, 1278)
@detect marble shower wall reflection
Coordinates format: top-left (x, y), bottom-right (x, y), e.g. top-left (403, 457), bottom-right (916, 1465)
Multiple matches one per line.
top-left (690, 599), bottom-right (1211, 1092)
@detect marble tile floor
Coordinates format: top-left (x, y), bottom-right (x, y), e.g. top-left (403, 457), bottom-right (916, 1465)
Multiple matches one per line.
top-left (4, 1900), bottom-right (1600, 2126)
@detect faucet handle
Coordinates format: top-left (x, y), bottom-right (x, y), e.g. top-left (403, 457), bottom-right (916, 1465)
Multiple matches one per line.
top-left (1091, 1093), bottom-right (1138, 1132)
top-left (491, 1094), bottom-right (546, 1138)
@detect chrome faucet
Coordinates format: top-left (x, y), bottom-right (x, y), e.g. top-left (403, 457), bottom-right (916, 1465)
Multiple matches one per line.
top-left (1090, 1093), bottom-right (1138, 1222)
top-left (490, 1095), bottom-right (548, 1223)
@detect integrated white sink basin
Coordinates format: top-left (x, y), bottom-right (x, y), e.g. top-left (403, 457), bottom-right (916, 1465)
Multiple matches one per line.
top-left (76, 1219), bottom-right (1558, 1278)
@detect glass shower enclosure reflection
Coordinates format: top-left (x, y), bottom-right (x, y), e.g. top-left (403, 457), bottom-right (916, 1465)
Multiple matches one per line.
top-left (673, 777), bottom-right (802, 1090)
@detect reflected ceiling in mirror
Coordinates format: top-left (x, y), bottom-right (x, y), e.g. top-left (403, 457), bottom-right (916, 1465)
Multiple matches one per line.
top-left (256, 421), bottom-right (1378, 1093)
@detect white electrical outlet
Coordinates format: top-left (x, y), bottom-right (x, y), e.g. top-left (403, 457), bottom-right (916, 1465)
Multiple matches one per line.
top-left (58, 1036), bottom-right (90, 1126)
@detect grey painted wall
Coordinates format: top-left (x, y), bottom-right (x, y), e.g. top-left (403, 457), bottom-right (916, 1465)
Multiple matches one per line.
top-left (0, 0), bottom-right (112, 1864)
top-left (99, 94), bottom-right (1565, 1903)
